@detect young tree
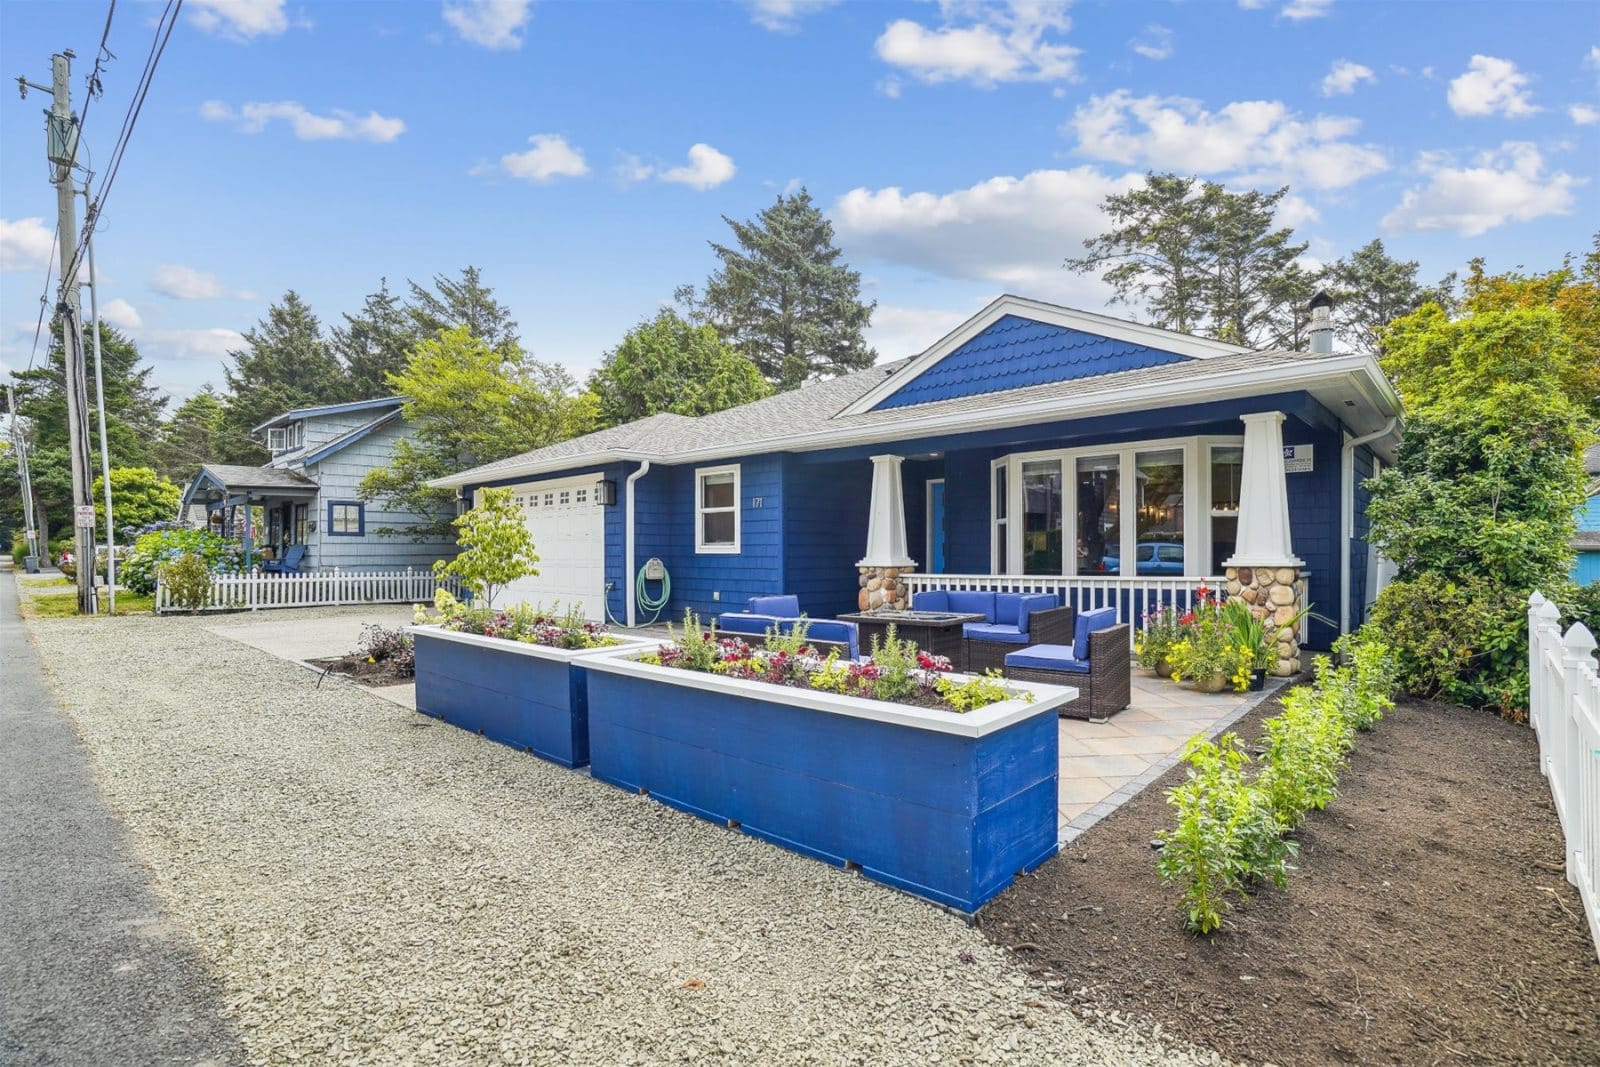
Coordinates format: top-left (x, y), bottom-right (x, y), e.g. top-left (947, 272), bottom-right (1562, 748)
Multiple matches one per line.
top-left (434, 487), bottom-right (539, 609)
top-left (221, 292), bottom-right (350, 463)
top-left (334, 279), bottom-right (420, 399)
top-left (359, 326), bottom-right (597, 538)
top-left (698, 189), bottom-right (876, 389)
top-left (93, 466), bottom-right (182, 534)
top-left (1319, 239), bottom-right (1454, 356)
top-left (408, 266), bottom-right (520, 357)
top-left (588, 308), bottom-right (771, 427)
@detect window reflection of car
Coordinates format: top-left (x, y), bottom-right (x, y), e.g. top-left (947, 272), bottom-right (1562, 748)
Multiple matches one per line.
top-left (1099, 541), bottom-right (1185, 576)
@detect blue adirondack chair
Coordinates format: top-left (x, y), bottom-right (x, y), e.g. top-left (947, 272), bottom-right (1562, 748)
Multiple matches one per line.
top-left (262, 544), bottom-right (306, 574)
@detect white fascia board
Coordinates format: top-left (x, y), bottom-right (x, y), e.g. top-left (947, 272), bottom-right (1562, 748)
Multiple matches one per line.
top-left (838, 294), bottom-right (1251, 418)
top-left (430, 353), bottom-right (1398, 488)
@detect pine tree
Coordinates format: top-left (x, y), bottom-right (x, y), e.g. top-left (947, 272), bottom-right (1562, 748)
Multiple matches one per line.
top-left (152, 387), bottom-right (227, 482)
top-left (1321, 239), bottom-right (1453, 356)
top-left (408, 266), bottom-right (520, 356)
top-left (334, 279), bottom-right (420, 399)
top-left (1198, 184), bottom-right (1308, 347)
top-left (699, 189), bottom-right (876, 389)
top-left (220, 291), bottom-right (350, 463)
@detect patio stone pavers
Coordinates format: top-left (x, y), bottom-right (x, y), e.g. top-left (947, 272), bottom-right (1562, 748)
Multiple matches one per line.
top-left (1056, 672), bottom-right (1289, 842)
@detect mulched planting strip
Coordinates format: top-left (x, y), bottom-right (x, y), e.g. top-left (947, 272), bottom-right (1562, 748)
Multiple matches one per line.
top-left (980, 693), bottom-right (1600, 1066)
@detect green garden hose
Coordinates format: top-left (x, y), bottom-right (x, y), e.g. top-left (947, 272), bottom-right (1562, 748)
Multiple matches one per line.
top-left (635, 562), bottom-right (671, 624)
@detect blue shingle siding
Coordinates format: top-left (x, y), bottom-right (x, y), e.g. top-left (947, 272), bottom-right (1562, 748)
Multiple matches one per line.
top-left (1284, 420), bottom-right (1342, 651)
top-left (782, 457), bottom-right (873, 617)
top-left (874, 315), bottom-right (1190, 410)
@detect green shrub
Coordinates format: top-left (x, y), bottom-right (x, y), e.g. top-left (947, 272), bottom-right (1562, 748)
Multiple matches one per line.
top-left (936, 669), bottom-right (1016, 712)
top-left (120, 524), bottom-right (244, 596)
top-left (866, 625), bottom-right (923, 702)
top-left (157, 553), bottom-right (215, 612)
top-left (1365, 574), bottom-right (1528, 716)
top-left (1558, 581), bottom-right (1600, 638)
top-left (1258, 685), bottom-right (1348, 831)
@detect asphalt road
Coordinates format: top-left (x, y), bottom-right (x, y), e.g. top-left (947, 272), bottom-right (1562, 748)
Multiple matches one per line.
top-left (0, 569), bottom-right (245, 1066)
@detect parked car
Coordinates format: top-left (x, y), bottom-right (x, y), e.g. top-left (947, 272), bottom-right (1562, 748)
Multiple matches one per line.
top-left (1099, 541), bottom-right (1185, 576)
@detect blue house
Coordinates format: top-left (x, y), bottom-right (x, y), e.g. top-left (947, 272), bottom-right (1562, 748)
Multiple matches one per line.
top-left (179, 396), bottom-right (456, 572)
top-left (1575, 443), bottom-right (1600, 586)
top-left (432, 295), bottom-right (1403, 669)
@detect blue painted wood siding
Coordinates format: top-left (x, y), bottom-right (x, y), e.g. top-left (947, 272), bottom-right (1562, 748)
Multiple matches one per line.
top-left (1574, 493), bottom-right (1600, 585)
top-left (874, 315), bottom-right (1188, 410)
top-left (782, 456), bottom-right (872, 617)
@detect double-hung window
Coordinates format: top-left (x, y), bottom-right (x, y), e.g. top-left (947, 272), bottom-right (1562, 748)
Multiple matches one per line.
top-left (695, 465), bottom-right (740, 554)
top-left (328, 501), bottom-right (364, 536)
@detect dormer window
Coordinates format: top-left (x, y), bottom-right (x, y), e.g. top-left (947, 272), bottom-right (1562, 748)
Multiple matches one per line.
top-left (267, 422), bottom-right (304, 453)
top-left (268, 427), bottom-right (286, 452)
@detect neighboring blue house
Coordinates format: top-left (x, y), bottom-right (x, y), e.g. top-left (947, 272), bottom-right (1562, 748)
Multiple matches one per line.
top-left (1575, 443), bottom-right (1600, 586)
top-left (179, 396), bottom-right (456, 572)
top-left (432, 295), bottom-right (1403, 660)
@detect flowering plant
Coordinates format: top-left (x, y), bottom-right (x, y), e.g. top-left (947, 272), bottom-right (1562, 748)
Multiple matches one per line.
top-left (1136, 605), bottom-right (1183, 668)
top-left (1167, 598), bottom-right (1254, 691)
top-left (414, 589), bottom-right (619, 650)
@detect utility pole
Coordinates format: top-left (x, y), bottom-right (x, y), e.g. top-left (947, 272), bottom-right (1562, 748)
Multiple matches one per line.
top-left (83, 203), bottom-right (116, 611)
top-left (23, 51), bottom-right (98, 612)
top-left (6, 386), bottom-right (40, 566)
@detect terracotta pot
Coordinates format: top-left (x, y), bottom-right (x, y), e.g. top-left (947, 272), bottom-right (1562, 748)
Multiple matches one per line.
top-left (1193, 673), bottom-right (1229, 694)
top-left (1155, 657), bottom-right (1174, 679)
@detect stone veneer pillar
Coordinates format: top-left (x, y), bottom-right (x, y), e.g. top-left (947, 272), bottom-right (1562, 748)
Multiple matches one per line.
top-left (858, 565), bottom-right (914, 612)
top-left (1223, 412), bottom-right (1305, 676)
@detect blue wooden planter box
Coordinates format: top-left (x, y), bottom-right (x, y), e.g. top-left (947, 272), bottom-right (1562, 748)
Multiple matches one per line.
top-left (409, 627), bottom-right (652, 768)
top-left (581, 654), bottom-right (1076, 914)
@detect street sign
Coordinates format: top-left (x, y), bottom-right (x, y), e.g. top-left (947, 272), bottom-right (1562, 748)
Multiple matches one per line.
top-left (75, 504), bottom-right (96, 527)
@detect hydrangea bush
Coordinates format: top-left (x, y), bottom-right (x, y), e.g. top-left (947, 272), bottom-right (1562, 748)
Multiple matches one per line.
top-left (120, 523), bottom-right (245, 595)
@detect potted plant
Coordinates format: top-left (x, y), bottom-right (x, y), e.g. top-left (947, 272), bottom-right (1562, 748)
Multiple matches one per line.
top-left (1222, 600), bottom-right (1272, 691)
top-left (1136, 605), bottom-right (1182, 677)
top-left (1168, 598), bottom-right (1253, 693)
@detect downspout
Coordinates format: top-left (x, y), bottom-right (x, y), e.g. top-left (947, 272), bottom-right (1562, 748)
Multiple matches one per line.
top-left (1340, 416), bottom-right (1399, 637)
top-left (624, 460), bottom-right (652, 628)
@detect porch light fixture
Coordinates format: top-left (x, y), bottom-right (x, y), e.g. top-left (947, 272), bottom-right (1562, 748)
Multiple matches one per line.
top-left (595, 479), bottom-right (617, 506)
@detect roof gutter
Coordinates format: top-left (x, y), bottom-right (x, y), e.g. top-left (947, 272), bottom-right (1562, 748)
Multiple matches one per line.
top-left (1341, 415), bottom-right (1402, 638)
top-left (430, 353), bottom-right (1400, 489)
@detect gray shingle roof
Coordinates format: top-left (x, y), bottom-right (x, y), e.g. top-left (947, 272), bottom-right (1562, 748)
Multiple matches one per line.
top-left (1585, 442), bottom-right (1600, 475)
top-left (1574, 530), bottom-right (1600, 551)
top-left (436, 345), bottom-right (1352, 488)
top-left (199, 464), bottom-right (318, 491)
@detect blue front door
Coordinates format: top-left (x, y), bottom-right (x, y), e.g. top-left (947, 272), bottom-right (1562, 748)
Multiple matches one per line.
top-left (928, 480), bottom-right (947, 573)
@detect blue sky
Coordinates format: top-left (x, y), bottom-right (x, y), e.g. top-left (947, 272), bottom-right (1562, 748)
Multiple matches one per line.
top-left (1, 0), bottom-right (1596, 401)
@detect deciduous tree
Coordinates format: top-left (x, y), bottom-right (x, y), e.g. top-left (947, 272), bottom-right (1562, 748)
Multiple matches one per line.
top-left (93, 466), bottom-right (182, 534)
top-left (434, 487), bottom-right (539, 609)
top-left (588, 308), bottom-right (771, 427)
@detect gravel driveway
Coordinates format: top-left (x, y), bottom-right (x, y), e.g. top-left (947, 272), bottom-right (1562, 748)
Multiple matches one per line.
top-left (27, 612), bottom-right (1220, 1066)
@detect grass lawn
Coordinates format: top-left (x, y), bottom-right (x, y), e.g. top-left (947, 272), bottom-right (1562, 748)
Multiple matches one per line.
top-left (17, 575), bottom-right (74, 590)
top-left (19, 590), bottom-right (156, 618)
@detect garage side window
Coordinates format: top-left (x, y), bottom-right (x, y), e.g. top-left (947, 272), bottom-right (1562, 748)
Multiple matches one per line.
top-left (695, 465), bottom-right (740, 554)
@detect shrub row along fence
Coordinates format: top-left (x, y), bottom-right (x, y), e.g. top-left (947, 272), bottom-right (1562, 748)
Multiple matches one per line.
top-left (1527, 592), bottom-right (1600, 961)
top-left (156, 569), bottom-right (458, 614)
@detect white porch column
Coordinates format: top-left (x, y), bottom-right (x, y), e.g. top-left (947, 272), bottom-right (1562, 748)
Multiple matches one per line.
top-left (1223, 411), bottom-right (1306, 675)
top-left (857, 454), bottom-right (916, 612)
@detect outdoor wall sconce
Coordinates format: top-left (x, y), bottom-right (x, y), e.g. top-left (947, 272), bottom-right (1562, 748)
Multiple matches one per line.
top-left (595, 479), bottom-right (618, 506)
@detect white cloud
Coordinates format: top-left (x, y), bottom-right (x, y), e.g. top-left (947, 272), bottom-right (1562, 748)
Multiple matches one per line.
top-left (188, 0), bottom-right (295, 40)
top-left (1586, 45), bottom-right (1600, 84)
top-left (1067, 90), bottom-right (1387, 190)
top-left (442, 0), bottom-right (532, 50)
top-left (744, 0), bottom-right (837, 32)
top-left (201, 101), bottom-right (406, 142)
top-left (150, 265), bottom-right (253, 301)
top-left (1321, 60), bottom-right (1375, 96)
top-left (1275, 193), bottom-right (1321, 229)
top-left (98, 298), bottom-right (142, 331)
top-left (499, 134), bottom-right (590, 183)
top-left (659, 144), bottom-right (737, 190)
top-left (0, 217), bottom-right (55, 273)
top-left (832, 167), bottom-right (1141, 298)
top-left (875, 1), bottom-right (1081, 87)
top-left (1281, 0), bottom-right (1333, 19)
top-left (1380, 142), bottom-right (1582, 237)
top-left (1572, 104), bottom-right (1600, 126)
top-left (1447, 55), bottom-right (1540, 117)
top-left (142, 328), bottom-right (249, 360)
top-left (1130, 24), bottom-right (1173, 61)
top-left (866, 303), bottom-right (978, 360)
top-left (614, 153), bottom-right (655, 183)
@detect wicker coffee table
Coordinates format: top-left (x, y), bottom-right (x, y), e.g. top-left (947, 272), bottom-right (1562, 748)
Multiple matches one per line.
top-left (836, 609), bottom-right (983, 668)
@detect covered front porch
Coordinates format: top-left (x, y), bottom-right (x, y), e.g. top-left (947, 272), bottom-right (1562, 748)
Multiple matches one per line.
top-left (180, 464), bottom-right (320, 571)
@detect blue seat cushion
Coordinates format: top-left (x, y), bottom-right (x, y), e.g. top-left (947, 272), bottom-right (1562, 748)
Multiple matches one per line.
top-left (1073, 606), bottom-right (1120, 658)
top-left (1004, 644), bottom-right (1091, 673)
top-left (913, 589), bottom-right (950, 613)
top-left (946, 590), bottom-right (997, 621)
top-left (715, 613), bottom-right (784, 637)
top-left (799, 619), bottom-right (860, 660)
top-left (994, 592), bottom-right (1058, 632)
top-left (746, 595), bottom-right (801, 618)
top-left (963, 622), bottom-right (1030, 643)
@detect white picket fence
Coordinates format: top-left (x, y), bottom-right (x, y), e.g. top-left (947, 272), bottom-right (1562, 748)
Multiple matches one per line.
top-left (899, 573), bottom-right (1228, 648)
top-left (1527, 591), bottom-right (1600, 960)
top-left (157, 568), bottom-right (456, 613)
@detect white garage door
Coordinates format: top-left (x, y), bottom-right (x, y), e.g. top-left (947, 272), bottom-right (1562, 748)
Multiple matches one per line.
top-left (481, 476), bottom-right (606, 621)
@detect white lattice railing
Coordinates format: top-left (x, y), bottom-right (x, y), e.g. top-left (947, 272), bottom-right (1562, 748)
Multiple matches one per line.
top-left (898, 573), bottom-right (1227, 646)
top-left (157, 568), bottom-right (456, 613)
top-left (1528, 591), bottom-right (1600, 961)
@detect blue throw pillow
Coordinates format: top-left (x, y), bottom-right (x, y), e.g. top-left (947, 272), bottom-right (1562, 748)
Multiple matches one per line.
top-left (1073, 606), bottom-right (1119, 657)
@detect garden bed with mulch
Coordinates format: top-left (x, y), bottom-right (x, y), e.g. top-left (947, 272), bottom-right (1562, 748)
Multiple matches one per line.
top-left (981, 694), bottom-right (1600, 1066)
top-left (307, 654), bottom-right (413, 688)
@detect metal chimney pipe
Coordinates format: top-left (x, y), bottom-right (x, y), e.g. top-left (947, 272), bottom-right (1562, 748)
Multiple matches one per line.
top-left (1309, 289), bottom-right (1334, 354)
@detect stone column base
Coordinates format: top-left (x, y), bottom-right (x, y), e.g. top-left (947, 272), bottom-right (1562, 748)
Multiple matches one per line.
top-left (1225, 565), bottom-right (1302, 676)
top-left (858, 565), bottom-right (914, 612)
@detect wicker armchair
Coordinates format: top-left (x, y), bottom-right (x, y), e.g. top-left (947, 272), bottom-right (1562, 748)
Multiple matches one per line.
top-left (1002, 622), bottom-right (1131, 722)
top-left (964, 605), bottom-right (1076, 673)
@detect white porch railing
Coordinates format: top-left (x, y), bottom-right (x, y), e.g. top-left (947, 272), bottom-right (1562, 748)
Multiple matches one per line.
top-left (1527, 592), bottom-right (1600, 961)
top-left (899, 573), bottom-right (1227, 646)
top-left (157, 568), bottom-right (456, 613)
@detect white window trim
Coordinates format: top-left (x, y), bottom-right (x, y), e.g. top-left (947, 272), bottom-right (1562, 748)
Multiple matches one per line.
top-left (267, 427), bottom-right (286, 452)
top-left (695, 464), bottom-right (741, 555)
top-left (989, 458), bottom-right (1009, 573)
top-left (994, 434), bottom-right (1243, 578)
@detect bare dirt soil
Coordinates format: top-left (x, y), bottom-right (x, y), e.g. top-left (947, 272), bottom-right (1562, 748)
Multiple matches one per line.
top-left (306, 654), bottom-right (412, 688)
top-left (981, 695), bottom-right (1600, 1066)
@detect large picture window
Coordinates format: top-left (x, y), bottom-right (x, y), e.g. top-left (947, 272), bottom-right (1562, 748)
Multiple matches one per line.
top-left (1135, 449), bottom-right (1184, 575)
top-left (695, 465), bottom-right (740, 554)
top-left (1076, 455), bottom-right (1121, 575)
top-left (1021, 459), bottom-right (1062, 575)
